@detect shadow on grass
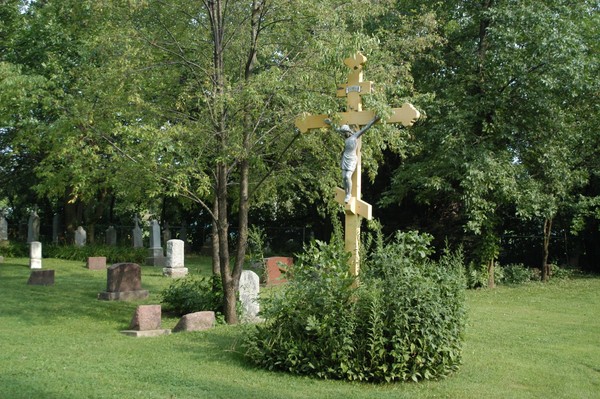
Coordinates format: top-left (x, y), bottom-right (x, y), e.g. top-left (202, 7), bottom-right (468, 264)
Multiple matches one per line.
top-left (0, 261), bottom-right (164, 328)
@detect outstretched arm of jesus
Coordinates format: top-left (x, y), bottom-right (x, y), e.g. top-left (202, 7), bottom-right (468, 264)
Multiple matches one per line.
top-left (353, 115), bottom-right (381, 139)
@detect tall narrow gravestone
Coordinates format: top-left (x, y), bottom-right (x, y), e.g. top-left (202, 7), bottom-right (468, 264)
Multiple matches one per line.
top-left (98, 263), bottom-right (149, 301)
top-left (163, 239), bottom-right (188, 278)
top-left (29, 241), bottom-right (42, 269)
top-left (27, 210), bottom-right (40, 243)
top-left (0, 213), bottom-right (8, 241)
top-left (146, 220), bottom-right (165, 267)
top-left (132, 216), bottom-right (143, 248)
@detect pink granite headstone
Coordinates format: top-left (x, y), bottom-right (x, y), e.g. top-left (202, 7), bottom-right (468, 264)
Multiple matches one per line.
top-left (173, 311), bottom-right (216, 332)
top-left (87, 256), bottom-right (107, 270)
top-left (264, 257), bottom-right (293, 286)
top-left (129, 305), bottom-right (162, 331)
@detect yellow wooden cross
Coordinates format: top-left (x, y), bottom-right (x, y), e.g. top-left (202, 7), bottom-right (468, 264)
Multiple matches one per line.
top-left (295, 51), bottom-right (420, 276)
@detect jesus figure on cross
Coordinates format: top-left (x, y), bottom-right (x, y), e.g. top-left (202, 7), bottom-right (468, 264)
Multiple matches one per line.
top-left (329, 116), bottom-right (381, 203)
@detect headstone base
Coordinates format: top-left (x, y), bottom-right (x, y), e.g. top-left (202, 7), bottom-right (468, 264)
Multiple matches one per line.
top-left (97, 290), bottom-right (149, 301)
top-left (162, 267), bottom-right (189, 278)
top-left (28, 270), bottom-right (55, 285)
top-left (29, 259), bottom-right (42, 269)
top-left (120, 329), bottom-right (171, 338)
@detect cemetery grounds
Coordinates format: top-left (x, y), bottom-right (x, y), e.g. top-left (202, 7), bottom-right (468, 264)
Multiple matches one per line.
top-left (0, 256), bottom-right (599, 399)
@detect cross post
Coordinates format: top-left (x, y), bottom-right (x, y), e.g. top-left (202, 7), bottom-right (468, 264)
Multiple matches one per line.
top-left (295, 52), bottom-right (420, 277)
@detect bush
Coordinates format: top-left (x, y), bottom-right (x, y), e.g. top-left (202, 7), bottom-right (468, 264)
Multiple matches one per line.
top-left (501, 263), bottom-right (532, 285)
top-left (0, 241), bottom-right (28, 257)
top-left (160, 275), bottom-right (224, 318)
top-left (550, 264), bottom-right (574, 280)
top-left (244, 232), bottom-right (466, 383)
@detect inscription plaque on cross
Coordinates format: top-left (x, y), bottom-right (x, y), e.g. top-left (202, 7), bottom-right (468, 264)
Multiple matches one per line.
top-left (295, 52), bottom-right (420, 277)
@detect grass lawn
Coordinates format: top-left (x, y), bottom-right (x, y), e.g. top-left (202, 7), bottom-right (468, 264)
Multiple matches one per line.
top-left (1, 256), bottom-right (599, 399)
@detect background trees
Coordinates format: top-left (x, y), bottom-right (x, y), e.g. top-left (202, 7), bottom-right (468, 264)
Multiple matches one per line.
top-left (0, 0), bottom-right (598, 321)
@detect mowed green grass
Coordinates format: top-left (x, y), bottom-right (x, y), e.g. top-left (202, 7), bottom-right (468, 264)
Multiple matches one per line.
top-left (1, 257), bottom-right (599, 399)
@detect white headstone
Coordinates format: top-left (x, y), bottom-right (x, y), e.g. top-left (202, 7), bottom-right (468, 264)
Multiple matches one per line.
top-left (239, 270), bottom-right (260, 322)
top-left (163, 239), bottom-right (188, 277)
top-left (29, 241), bottom-right (42, 269)
top-left (74, 226), bottom-right (86, 247)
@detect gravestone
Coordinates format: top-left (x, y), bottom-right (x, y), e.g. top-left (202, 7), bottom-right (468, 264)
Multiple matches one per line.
top-left (105, 226), bottom-right (117, 246)
top-left (29, 241), bottom-right (42, 269)
top-left (239, 270), bottom-right (260, 322)
top-left (132, 216), bottom-right (143, 248)
top-left (264, 257), bottom-right (292, 286)
top-left (173, 311), bottom-right (215, 332)
top-left (74, 226), bottom-right (87, 247)
top-left (87, 256), bottom-right (107, 270)
top-left (27, 269), bottom-right (54, 286)
top-left (0, 213), bottom-right (8, 241)
top-left (163, 239), bottom-right (188, 278)
top-left (97, 263), bottom-right (149, 301)
top-left (27, 210), bottom-right (40, 243)
top-left (121, 304), bottom-right (170, 337)
top-left (52, 213), bottom-right (60, 244)
top-left (146, 219), bottom-right (165, 266)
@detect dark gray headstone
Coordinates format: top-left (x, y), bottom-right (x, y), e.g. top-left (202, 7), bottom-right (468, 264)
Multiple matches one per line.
top-left (28, 270), bottom-right (54, 286)
top-left (98, 263), bottom-right (148, 301)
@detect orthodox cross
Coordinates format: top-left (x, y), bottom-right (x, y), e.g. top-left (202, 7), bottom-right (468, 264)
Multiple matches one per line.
top-left (295, 52), bottom-right (420, 277)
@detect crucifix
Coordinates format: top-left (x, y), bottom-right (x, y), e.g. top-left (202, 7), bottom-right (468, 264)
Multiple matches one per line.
top-left (295, 52), bottom-right (421, 277)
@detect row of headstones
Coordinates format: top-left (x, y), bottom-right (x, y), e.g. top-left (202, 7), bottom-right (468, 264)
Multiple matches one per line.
top-left (27, 261), bottom-right (261, 336)
top-left (27, 238), bottom-right (188, 278)
top-left (0, 212), bottom-right (184, 250)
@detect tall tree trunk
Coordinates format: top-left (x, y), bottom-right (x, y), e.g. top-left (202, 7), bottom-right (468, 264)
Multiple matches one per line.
top-left (487, 258), bottom-right (495, 288)
top-left (211, 197), bottom-right (220, 276)
top-left (542, 217), bottom-right (553, 282)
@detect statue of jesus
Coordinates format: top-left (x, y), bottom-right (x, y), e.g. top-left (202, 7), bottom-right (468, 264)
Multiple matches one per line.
top-left (331, 116), bottom-right (380, 203)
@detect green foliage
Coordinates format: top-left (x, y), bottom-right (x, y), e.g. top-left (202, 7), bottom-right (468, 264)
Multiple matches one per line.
top-left (464, 262), bottom-right (488, 289)
top-left (160, 275), bottom-right (224, 319)
top-left (500, 263), bottom-right (534, 285)
top-left (245, 232), bottom-right (466, 382)
top-left (549, 264), bottom-right (574, 280)
top-left (45, 244), bottom-right (146, 264)
top-left (0, 241), bottom-right (28, 257)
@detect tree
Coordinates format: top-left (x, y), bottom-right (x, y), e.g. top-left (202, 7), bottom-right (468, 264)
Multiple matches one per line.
top-left (383, 0), bottom-right (599, 282)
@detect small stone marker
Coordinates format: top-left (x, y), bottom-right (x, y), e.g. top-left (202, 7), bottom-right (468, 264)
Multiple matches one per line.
top-left (97, 263), bottom-right (149, 301)
top-left (29, 241), bottom-right (42, 269)
top-left (27, 269), bottom-right (55, 286)
top-left (173, 311), bottom-right (216, 332)
top-left (163, 239), bottom-right (188, 278)
top-left (121, 304), bottom-right (170, 337)
top-left (239, 270), bottom-right (260, 322)
top-left (264, 257), bottom-right (292, 286)
top-left (87, 256), bottom-right (107, 270)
